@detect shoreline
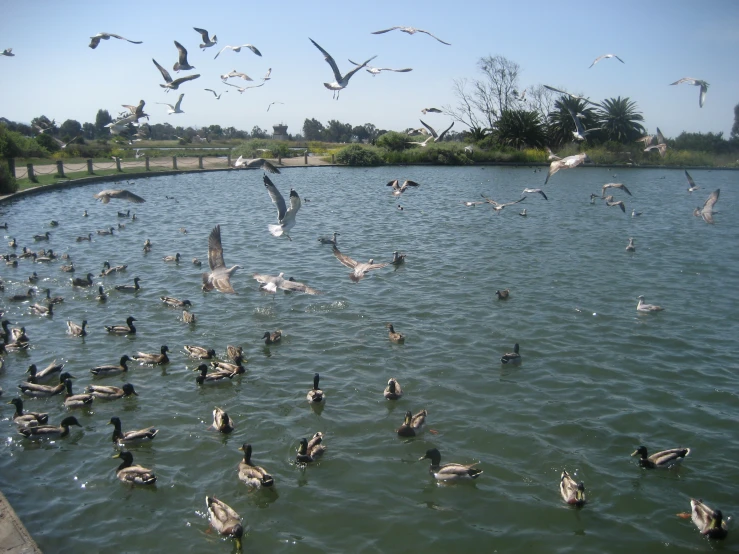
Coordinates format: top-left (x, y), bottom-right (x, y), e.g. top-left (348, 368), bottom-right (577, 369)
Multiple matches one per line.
top-left (0, 490), bottom-right (42, 553)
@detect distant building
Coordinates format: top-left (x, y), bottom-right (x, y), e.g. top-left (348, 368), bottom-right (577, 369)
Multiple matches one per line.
top-left (272, 124), bottom-right (288, 140)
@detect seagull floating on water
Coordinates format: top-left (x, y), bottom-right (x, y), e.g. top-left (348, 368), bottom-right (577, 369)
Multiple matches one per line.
top-left (694, 189), bottom-right (719, 224)
top-left (670, 77), bottom-right (709, 108)
top-left (214, 43), bottom-right (262, 59)
top-left (263, 174), bottom-right (300, 239)
top-left (371, 26), bottom-right (451, 45)
top-left (89, 33), bottom-right (142, 49)
top-left (626, 238), bottom-right (635, 252)
top-left (193, 27), bottom-right (217, 49)
top-left (309, 38), bottom-right (376, 99)
top-left (152, 58), bottom-right (199, 92)
top-left (202, 225), bottom-right (240, 294)
top-left (589, 53), bottom-right (624, 68)
top-left (156, 93), bottom-right (185, 114)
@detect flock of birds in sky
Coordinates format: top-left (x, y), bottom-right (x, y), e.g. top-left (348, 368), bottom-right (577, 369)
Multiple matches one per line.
top-left (0, 21), bottom-right (727, 550)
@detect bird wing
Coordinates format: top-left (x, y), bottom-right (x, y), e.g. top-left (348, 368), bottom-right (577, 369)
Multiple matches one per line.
top-left (174, 41), bottom-right (189, 65)
top-left (263, 175), bottom-right (287, 221)
top-left (263, 68), bottom-right (272, 80)
top-left (567, 107), bottom-right (586, 136)
top-left (284, 189), bottom-right (301, 221)
top-left (174, 93), bottom-right (184, 110)
top-left (367, 261), bottom-right (389, 270)
top-left (309, 39), bottom-right (343, 82)
top-left (699, 83), bottom-right (708, 108)
top-left (621, 184), bottom-right (632, 196)
top-left (614, 55), bottom-right (625, 63)
top-left (214, 45), bottom-right (231, 59)
top-left (170, 74), bottom-right (200, 87)
top-left (371, 27), bottom-right (401, 34)
top-left (437, 121), bottom-right (454, 141)
top-left (280, 279), bottom-right (321, 295)
top-left (655, 127), bottom-right (666, 144)
top-left (332, 246), bottom-right (358, 269)
top-left (245, 158), bottom-right (280, 174)
top-left (419, 119), bottom-right (438, 138)
top-left (685, 170), bottom-right (697, 189)
top-left (545, 160), bottom-right (562, 184)
top-left (152, 58), bottom-right (172, 83)
top-left (211, 272), bottom-right (236, 294)
top-left (670, 77), bottom-right (696, 86)
top-left (205, 89), bottom-right (217, 96)
top-left (501, 197), bottom-right (526, 207)
top-left (342, 55), bottom-right (377, 82)
top-left (208, 225), bottom-right (226, 270)
top-left (589, 54), bottom-right (606, 68)
top-left (109, 34), bottom-right (142, 44)
top-left (155, 102), bottom-right (175, 110)
top-left (417, 29), bottom-right (451, 45)
top-left (702, 189), bottom-right (720, 216)
top-left (194, 27), bottom-right (210, 41)
top-left (243, 44), bottom-right (262, 56)
top-left (401, 180), bottom-right (421, 190)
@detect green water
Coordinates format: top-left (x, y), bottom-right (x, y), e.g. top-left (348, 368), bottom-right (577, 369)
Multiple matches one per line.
top-left (1, 166), bottom-right (737, 553)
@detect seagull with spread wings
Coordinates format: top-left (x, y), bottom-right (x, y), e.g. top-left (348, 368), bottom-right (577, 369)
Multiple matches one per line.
top-left (193, 27), bottom-right (217, 49)
top-left (568, 107), bottom-right (601, 141)
top-left (545, 153), bottom-right (590, 184)
top-left (543, 85), bottom-right (604, 109)
top-left (522, 188), bottom-right (548, 200)
top-left (233, 156), bottom-right (280, 173)
top-left (332, 246), bottom-right (389, 282)
top-left (93, 189), bottom-right (146, 204)
top-left (173, 41), bottom-right (195, 72)
top-left (223, 81), bottom-right (264, 94)
top-left (263, 174), bottom-right (300, 239)
top-left (156, 93), bottom-right (186, 115)
top-left (348, 59), bottom-right (412, 75)
top-left (121, 100), bottom-right (148, 122)
top-left (694, 189), bottom-right (720, 224)
top-left (589, 53), bottom-right (624, 68)
top-left (202, 225), bottom-right (241, 294)
top-left (1, 48), bottom-right (14, 57)
top-left (214, 43), bottom-right (262, 59)
top-left (221, 69), bottom-right (252, 81)
top-left (205, 89), bottom-right (227, 99)
top-left (267, 101), bottom-right (284, 112)
top-left (371, 26), bottom-right (451, 45)
top-left (684, 170), bottom-right (699, 192)
top-left (420, 119), bottom-right (454, 142)
top-left (89, 33), bottom-right (142, 49)
top-left (152, 58), bottom-right (200, 92)
top-left (309, 38), bottom-right (376, 99)
top-left (387, 179), bottom-right (420, 196)
top-left (252, 272), bottom-right (321, 295)
top-left (601, 183), bottom-right (632, 197)
top-left (670, 77), bottom-right (709, 108)
top-left (421, 107), bottom-right (442, 114)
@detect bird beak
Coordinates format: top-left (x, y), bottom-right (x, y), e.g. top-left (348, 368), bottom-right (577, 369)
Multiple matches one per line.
top-left (418, 455), bottom-right (427, 461)
top-left (630, 450), bottom-right (639, 457)
top-left (111, 452), bottom-right (120, 458)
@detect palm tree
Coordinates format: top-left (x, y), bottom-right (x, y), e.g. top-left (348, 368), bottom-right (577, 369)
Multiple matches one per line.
top-left (597, 97), bottom-right (645, 143)
top-left (494, 110), bottom-right (547, 150)
top-left (547, 96), bottom-right (599, 147)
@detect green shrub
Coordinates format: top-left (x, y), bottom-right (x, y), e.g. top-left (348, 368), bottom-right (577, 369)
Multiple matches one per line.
top-left (376, 131), bottom-right (413, 152)
top-left (0, 160), bottom-right (18, 194)
top-left (335, 144), bottom-right (383, 166)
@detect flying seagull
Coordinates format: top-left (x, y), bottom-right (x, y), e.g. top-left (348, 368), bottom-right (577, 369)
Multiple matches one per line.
top-left (205, 89), bottom-right (227, 99)
top-left (156, 93), bottom-right (185, 115)
top-left (684, 170), bottom-right (699, 192)
top-left (202, 225), bottom-right (241, 294)
top-left (267, 101), bottom-right (284, 112)
top-left (545, 153), bottom-right (590, 184)
top-left (481, 195), bottom-right (527, 214)
top-left (252, 272), bottom-right (321, 295)
top-left (348, 59), bottom-right (412, 75)
top-left (387, 179), bottom-right (420, 196)
top-left (233, 156), bottom-right (280, 173)
top-left (543, 85), bottom-right (604, 109)
top-left (262, 68), bottom-right (272, 81)
top-left (332, 245), bottom-right (389, 282)
top-left (589, 53), bottom-right (624, 68)
top-left (670, 77), bottom-right (709, 108)
top-left (568, 107), bottom-right (601, 141)
top-left (635, 134), bottom-right (654, 147)
top-left (93, 189), bottom-right (145, 204)
top-left (89, 33), bottom-right (142, 49)
top-left (173, 41), bottom-right (195, 72)
top-left (605, 198), bottom-right (626, 213)
top-left (223, 81), bottom-right (264, 94)
top-left (121, 100), bottom-right (148, 122)
top-left (522, 188), bottom-right (548, 200)
top-left (214, 44), bottom-right (262, 60)
top-left (406, 135), bottom-right (434, 147)
top-left (221, 69), bottom-right (252, 81)
top-left (1, 48), bottom-right (14, 57)
top-left (371, 26), bottom-right (451, 45)
top-left (694, 189), bottom-right (719, 224)
top-left (421, 107), bottom-right (442, 114)
top-left (309, 38), bottom-right (376, 99)
top-left (601, 183), bottom-right (632, 197)
top-left (420, 119), bottom-right (454, 141)
top-left (263, 174), bottom-right (300, 239)
top-left (193, 27), bottom-right (217, 49)
top-left (644, 143), bottom-right (667, 157)
top-left (152, 58), bottom-right (200, 92)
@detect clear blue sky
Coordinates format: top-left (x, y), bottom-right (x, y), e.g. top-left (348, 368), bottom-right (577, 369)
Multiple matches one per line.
top-left (1, 0), bottom-right (737, 139)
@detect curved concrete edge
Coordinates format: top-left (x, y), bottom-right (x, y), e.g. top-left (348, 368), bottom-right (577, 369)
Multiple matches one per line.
top-left (0, 490), bottom-right (42, 553)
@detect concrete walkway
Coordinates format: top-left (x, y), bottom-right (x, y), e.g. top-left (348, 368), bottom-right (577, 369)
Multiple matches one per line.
top-left (0, 491), bottom-right (42, 553)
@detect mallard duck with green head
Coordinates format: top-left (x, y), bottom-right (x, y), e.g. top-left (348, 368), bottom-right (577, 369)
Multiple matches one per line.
top-left (206, 496), bottom-right (243, 549)
top-left (7, 397), bottom-right (48, 427)
top-left (631, 445), bottom-right (690, 469)
top-left (684, 498), bottom-right (728, 539)
top-left (194, 363), bottom-right (234, 385)
top-left (86, 383), bottom-right (138, 400)
top-left (90, 355), bottom-right (132, 376)
top-left (18, 372), bottom-right (75, 397)
top-left (108, 416), bottom-right (158, 444)
top-left (63, 379), bottom-right (94, 409)
top-left (560, 470), bottom-right (586, 506)
top-left (238, 443), bottom-right (275, 488)
top-left (66, 319), bottom-right (87, 337)
top-left (212, 407), bottom-right (234, 433)
top-left (132, 345), bottom-right (169, 365)
top-left (112, 451), bottom-right (157, 485)
top-left (384, 378), bottom-right (403, 400)
top-left (419, 448), bottom-right (482, 481)
top-left (18, 416), bottom-right (81, 438)
top-left (397, 409), bottom-right (426, 437)
top-left (296, 433), bottom-right (326, 463)
top-left (104, 315), bottom-right (136, 335)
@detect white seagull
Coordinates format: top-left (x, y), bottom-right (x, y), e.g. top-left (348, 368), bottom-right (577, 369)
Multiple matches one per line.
top-left (636, 295), bottom-right (664, 312)
top-left (262, 68), bottom-right (272, 81)
top-left (387, 179), bottom-right (420, 196)
top-left (156, 93), bottom-right (186, 114)
top-left (263, 174), bottom-right (300, 239)
top-left (601, 183), bottom-right (632, 197)
top-left (670, 77), bottom-right (709, 108)
top-left (694, 189), bottom-right (719, 224)
top-left (202, 225), bottom-right (241, 294)
top-left (267, 101), bottom-right (284, 112)
top-left (332, 246), bottom-right (389, 282)
top-left (522, 188), bottom-right (548, 200)
top-left (252, 272), bottom-right (321, 295)
top-left (406, 135), bottom-right (434, 147)
top-left (589, 53), bottom-right (624, 68)
top-left (371, 26), bottom-right (451, 45)
top-left (214, 43), bottom-right (262, 60)
top-left (89, 33), bottom-right (142, 49)
top-left (568, 107), bottom-right (601, 141)
top-left (348, 59), bottom-right (412, 75)
top-left (173, 41), bottom-right (195, 72)
top-left (684, 170), bottom-right (699, 192)
top-left (152, 58), bottom-right (200, 92)
top-left (223, 81), bottom-right (264, 94)
top-left (193, 27), bottom-right (217, 49)
top-left (93, 189), bottom-right (145, 204)
top-left (545, 153), bottom-right (590, 184)
top-left (233, 156), bottom-right (280, 173)
top-left (205, 89), bottom-right (227, 99)
top-left (420, 119), bottom-right (454, 141)
top-left (1, 48), bottom-right (14, 57)
top-left (221, 69), bottom-right (252, 81)
top-left (543, 84), bottom-right (604, 109)
top-left (421, 107), bottom-right (442, 114)
top-left (309, 38), bottom-right (376, 99)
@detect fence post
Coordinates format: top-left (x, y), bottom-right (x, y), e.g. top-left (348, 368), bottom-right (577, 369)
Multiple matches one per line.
top-left (227, 153), bottom-right (231, 167)
top-left (8, 158), bottom-right (15, 178)
top-left (145, 156), bottom-right (150, 171)
top-left (115, 158), bottom-right (122, 172)
top-left (27, 163), bottom-right (38, 183)
top-left (332, 154), bottom-right (335, 164)
top-left (278, 154), bottom-right (282, 165)
top-left (56, 160), bottom-right (66, 178)
top-left (198, 156), bottom-right (203, 169)
top-left (172, 156), bottom-right (178, 170)
top-left (304, 151), bottom-right (308, 165)
top-left (87, 159), bottom-right (93, 175)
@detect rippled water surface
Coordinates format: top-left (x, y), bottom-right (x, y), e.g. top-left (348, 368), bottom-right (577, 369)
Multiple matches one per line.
top-left (1, 166), bottom-right (738, 553)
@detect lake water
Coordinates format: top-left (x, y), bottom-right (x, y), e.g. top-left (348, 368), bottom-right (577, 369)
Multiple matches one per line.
top-left (1, 165), bottom-right (737, 553)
